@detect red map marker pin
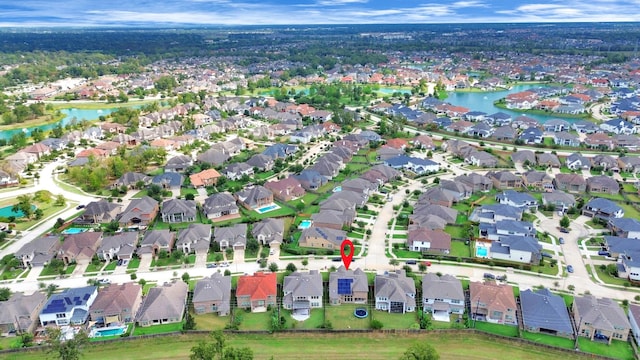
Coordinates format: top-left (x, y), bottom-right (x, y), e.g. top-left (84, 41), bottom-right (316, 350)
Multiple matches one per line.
top-left (340, 239), bottom-right (354, 270)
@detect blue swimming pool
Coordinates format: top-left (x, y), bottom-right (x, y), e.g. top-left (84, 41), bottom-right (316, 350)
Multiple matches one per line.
top-left (298, 220), bottom-right (313, 229)
top-left (255, 203), bottom-right (280, 214)
top-left (0, 204), bottom-right (36, 218)
top-left (62, 227), bottom-right (88, 235)
top-left (91, 325), bottom-right (127, 337)
top-left (476, 247), bottom-right (488, 257)
top-left (333, 186), bottom-right (342, 193)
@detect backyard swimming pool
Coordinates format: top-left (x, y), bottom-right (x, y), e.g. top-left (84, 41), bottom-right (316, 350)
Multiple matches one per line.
top-left (298, 220), bottom-right (313, 229)
top-left (91, 325), bottom-right (127, 338)
top-left (62, 227), bottom-right (89, 235)
top-left (333, 186), bottom-right (342, 193)
top-left (476, 247), bottom-right (488, 257)
top-left (255, 203), bottom-right (281, 214)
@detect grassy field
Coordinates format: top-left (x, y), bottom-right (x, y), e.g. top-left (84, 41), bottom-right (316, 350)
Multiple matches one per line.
top-left (132, 321), bottom-right (183, 336)
top-left (237, 310), bottom-right (272, 331)
top-left (284, 309), bottom-right (325, 330)
top-left (474, 321), bottom-right (519, 337)
top-left (194, 313), bottom-right (230, 330)
top-left (6, 332), bottom-right (599, 360)
top-left (325, 304), bottom-right (371, 330)
top-left (370, 310), bottom-right (419, 329)
top-left (577, 338), bottom-right (634, 360)
top-left (521, 331), bottom-right (575, 349)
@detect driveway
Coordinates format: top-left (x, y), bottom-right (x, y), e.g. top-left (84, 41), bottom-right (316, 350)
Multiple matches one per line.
top-left (195, 253), bottom-right (207, 267)
top-left (138, 254), bottom-right (153, 272)
top-left (233, 248), bottom-right (245, 264)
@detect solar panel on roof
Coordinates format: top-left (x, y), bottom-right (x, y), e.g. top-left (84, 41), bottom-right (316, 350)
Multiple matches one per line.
top-left (83, 293), bottom-right (90, 300)
top-left (337, 278), bottom-right (353, 295)
top-left (65, 297), bottom-right (72, 305)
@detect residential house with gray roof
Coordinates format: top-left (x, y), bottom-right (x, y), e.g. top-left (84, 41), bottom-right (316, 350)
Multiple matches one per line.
top-left (522, 170), bottom-right (554, 191)
top-left (235, 185), bottom-right (273, 210)
top-left (252, 218), bottom-right (284, 247)
top-left (223, 162), bottom-right (254, 181)
top-left (193, 273), bottom-right (231, 316)
top-left (537, 153), bottom-right (561, 168)
top-left (422, 274), bottom-right (464, 321)
top-left (329, 267), bottom-right (368, 305)
top-left (113, 172), bottom-right (150, 189)
top-left (265, 177), bottom-right (305, 202)
top-left (512, 150), bottom-right (536, 165)
top-left (587, 175), bottom-right (620, 195)
top-left (90, 282), bottom-right (142, 324)
top-left (495, 190), bottom-right (538, 210)
top-left (573, 295), bottom-right (630, 344)
top-left (608, 218), bottom-right (640, 239)
top-left (553, 173), bottom-right (586, 193)
top-left (489, 235), bottom-right (542, 264)
top-left (203, 192), bottom-right (239, 221)
top-left (164, 155), bottom-right (192, 173)
top-left (592, 155), bottom-right (619, 171)
top-left (491, 125), bottom-right (517, 141)
top-left (160, 199), bottom-right (197, 223)
top-left (455, 173), bottom-right (493, 192)
top-left (213, 223), bottom-right (247, 250)
top-left (412, 204), bottom-right (458, 224)
top-left (583, 198), bottom-right (624, 219)
top-left (469, 204), bottom-right (522, 224)
top-left (136, 281), bottom-right (188, 327)
top-left (542, 191), bottom-right (576, 211)
top-left (618, 156), bottom-right (640, 173)
top-left (177, 223), bottom-right (212, 254)
top-left (77, 200), bottom-right (122, 225)
top-left (0, 291), bottom-right (47, 335)
top-left (138, 229), bottom-right (175, 257)
top-left (438, 180), bottom-right (471, 202)
top-left (151, 172), bottom-right (183, 190)
top-left (98, 232), bottom-right (138, 261)
top-left (299, 226), bottom-right (347, 250)
top-left (553, 131), bottom-right (581, 147)
top-left (118, 196), bottom-right (159, 228)
top-left (521, 288), bottom-right (574, 338)
top-left (246, 154), bottom-right (274, 171)
top-left (197, 149), bottom-right (230, 166)
top-left (15, 235), bottom-right (61, 268)
top-left (466, 150), bottom-right (498, 167)
top-left (565, 153), bottom-right (591, 170)
top-left (407, 227), bottom-right (451, 253)
top-left (283, 270), bottom-right (323, 315)
top-left (544, 119), bottom-right (571, 132)
top-left (375, 270), bottom-right (416, 314)
top-left (487, 171), bottom-right (523, 190)
top-left (294, 169), bottom-right (327, 191)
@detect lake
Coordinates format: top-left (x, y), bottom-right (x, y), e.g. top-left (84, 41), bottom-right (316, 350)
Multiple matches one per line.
top-left (1, 107), bottom-right (123, 141)
top-left (445, 84), bottom-right (564, 123)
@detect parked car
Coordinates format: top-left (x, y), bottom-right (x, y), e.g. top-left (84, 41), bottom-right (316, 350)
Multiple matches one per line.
top-left (422, 261), bottom-right (432, 267)
top-left (597, 250), bottom-right (610, 256)
top-left (560, 227), bottom-right (569, 233)
top-left (567, 265), bottom-right (574, 273)
top-left (269, 249), bottom-right (275, 255)
top-left (98, 278), bottom-right (111, 284)
top-left (483, 273), bottom-right (495, 280)
top-left (559, 237), bottom-right (565, 244)
top-left (76, 204), bottom-right (86, 210)
top-left (332, 257), bottom-right (342, 262)
top-left (594, 333), bottom-right (608, 340)
top-left (206, 263), bottom-right (217, 268)
top-left (496, 275), bottom-right (507, 281)
top-left (405, 260), bottom-right (417, 265)
top-left (541, 252), bottom-right (553, 258)
top-left (117, 259), bottom-right (123, 266)
top-left (220, 262), bottom-right (229, 267)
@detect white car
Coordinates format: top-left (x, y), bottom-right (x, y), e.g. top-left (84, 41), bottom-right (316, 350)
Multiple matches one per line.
top-left (269, 249), bottom-right (275, 255)
top-left (98, 278), bottom-right (111, 284)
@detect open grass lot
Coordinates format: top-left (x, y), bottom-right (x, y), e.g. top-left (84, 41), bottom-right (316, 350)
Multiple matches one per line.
top-left (521, 331), bottom-right (574, 349)
top-left (6, 332), bottom-right (598, 360)
top-left (370, 310), bottom-right (419, 329)
top-left (451, 241), bottom-right (471, 258)
top-left (237, 310), bottom-right (271, 331)
top-left (194, 313), bottom-right (230, 330)
top-left (284, 309), bottom-right (324, 330)
top-left (444, 225), bottom-right (466, 239)
top-left (474, 321), bottom-right (519, 337)
top-left (577, 338), bottom-right (634, 360)
top-left (132, 321), bottom-right (183, 336)
top-left (325, 304), bottom-right (371, 330)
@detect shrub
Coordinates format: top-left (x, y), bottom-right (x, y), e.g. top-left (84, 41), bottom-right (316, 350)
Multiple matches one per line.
top-left (370, 320), bottom-right (383, 330)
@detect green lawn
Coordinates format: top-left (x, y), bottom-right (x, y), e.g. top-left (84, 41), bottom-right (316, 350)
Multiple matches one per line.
top-left (127, 258), bottom-right (141, 270)
top-left (194, 313), bottom-right (230, 330)
top-left (237, 310), bottom-right (271, 331)
top-left (6, 332), bottom-right (597, 360)
top-left (284, 309), bottom-right (324, 330)
top-left (84, 262), bottom-right (103, 273)
top-left (521, 331), bottom-right (575, 349)
top-left (104, 261), bottom-right (118, 271)
top-left (133, 321), bottom-right (184, 336)
top-left (370, 310), bottom-right (419, 329)
top-left (577, 338), bottom-right (634, 360)
top-left (589, 192), bottom-right (625, 201)
top-left (325, 304), bottom-right (371, 330)
top-left (394, 249), bottom-right (422, 259)
top-left (474, 321), bottom-right (519, 337)
top-left (450, 241), bottom-right (471, 258)
top-left (444, 225), bottom-right (466, 239)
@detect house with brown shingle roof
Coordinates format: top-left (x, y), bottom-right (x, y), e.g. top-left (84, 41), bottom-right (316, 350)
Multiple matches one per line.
top-left (573, 295), bottom-right (630, 344)
top-left (136, 281), bottom-right (188, 327)
top-left (553, 173), bottom-right (586, 193)
top-left (58, 232), bottom-right (103, 265)
top-left (189, 168), bottom-right (221, 188)
top-left (408, 228), bottom-right (451, 254)
top-left (587, 175), bottom-right (620, 195)
top-left (236, 272), bottom-right (277, 312)
top-left (469, 281), bottom-right (517, 325)
top-left (265, 177), bottom-right (305, 202)
top-left (90, 282), bottom-right (143, 324)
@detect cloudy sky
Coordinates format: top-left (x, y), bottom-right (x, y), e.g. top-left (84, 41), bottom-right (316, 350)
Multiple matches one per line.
top-left (1, 0), bottom-right (640, 27)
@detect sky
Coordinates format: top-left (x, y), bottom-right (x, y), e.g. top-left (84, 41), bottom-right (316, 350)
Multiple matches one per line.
top-left (2, 0), bottom-right (640, 27)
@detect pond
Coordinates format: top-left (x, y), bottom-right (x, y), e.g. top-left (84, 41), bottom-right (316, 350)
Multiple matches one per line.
top-left (445, 84), bottom-right (567, 124)
top-left (0, 204), bottom-right (36, 218)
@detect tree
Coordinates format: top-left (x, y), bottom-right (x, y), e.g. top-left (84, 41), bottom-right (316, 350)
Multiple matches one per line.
top-left (190, 330), bottom-right (253, 360)
top-left (0, 287), bottom-right (11, 301)
top-left (46, 327), bottom-right (89, 360)
top-left (371, 319), bottom-right (384, 330)
top-left (46, 283), bottom-right (59, 297)
top-left (269, 262), bottom-right (279, 272)
top-left (182, 272), bottom-right (190, 283)
top-left (389, 259), bottom-right (399, 269)
top-left (399, 343), bottom-right (440, 360)
top-left (301, 259), bottom-right (308, 267)
top-left (185, 193), bottom-right (195, 201)
top-left (11, 194), bottom-right (33, 219)
top-left (286, 263), bottom-right (297, 273)
top-left (559, 216), bottom-right (570, 229)
top-left (54, 195), bottom-right (66, 207)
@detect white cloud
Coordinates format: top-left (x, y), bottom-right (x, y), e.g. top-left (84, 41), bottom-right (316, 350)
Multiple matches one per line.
top-left (317, 0), bottom-right (368, 5)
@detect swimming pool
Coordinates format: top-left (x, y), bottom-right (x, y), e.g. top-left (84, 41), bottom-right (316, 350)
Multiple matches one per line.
top-left (255, 203), bottom-right (281, 214)
top-left (0, 204), bottom-right (36, 218)
top-left (91, 325), bottom-right (127, 338)
top-left (62, 227), bottom-right (88, 235)
top-left (476, 247), bottom-right (488, 257)
top-left (298, 220), bottom-right (313, 229)
top-left (333, 186), bottom-right (342, 192)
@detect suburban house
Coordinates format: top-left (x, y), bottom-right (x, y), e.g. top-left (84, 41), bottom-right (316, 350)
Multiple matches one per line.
top-left (236, 272), bottom-right (277, 312)
top-left (582, 198), bottom-right (624, 219)
top-left (329, 267), bottom-right (368, 305)
top-left (113, 172), bottom-right (150, 190)
top-left (468, 204), bottom-right (522, 224)
top-left (520, 288), bottom-right (574, 338)
top-left (422, 274), bottom-right (465, 321)
top-left (89, 282), bottom-right (143, 324)
top-left (283, 270), bottom-right (323, 315)
top-left (455, 173), bottom-right (493, 192)
top-left (136, 281), bottom-right (188, 327)
top-left (246, 154), bottom-right (275, 171)
top-left (375, 270), bottom-right (416, 314)
top-left (495, 190), bottom-right (538, 210)
top-left (118, 196), bottom-right (159, 228)
top-left (251, 218), bottom-right (284, 247)
top-left (522, 171), bottom-right (554, 191)
top-left (176, 223), bottom-right (212, 254)
top-left (294, 169), bottom-right (328, 191)
top-left (573, 295), bottom-right (631, 344)
top-left (565, 153), bottom-right (592, 170)
top-left (608, 218), bottom-right (640, 239)
top-left (137, 229), bottom-right (176, 257)
top-left (97, 232), bottom-right (138, 261)
top-left (469, 281), bottom-right (517, 325)
top-left (203, 192), bottom-right (240, 221)
top-left (265, 177), bottom-right (306, 202)
top-left (164, 155), bottom-right (193, 173)
top-left (39, 286), bottom-right (98, 326)
top-left (537, 153), bottom-right (561, 168)
top-left (0, 292), bottom-right (47, 335)
top-left (223, 162), bottom-right (254, 181)
top-left (213, 223), bottom-right (247, 250)
top-left (553, 174), bottom-right (587, 193)
top-left (487, 171), bottom-right (523, 190)
top-left (58, 232), bottom-right (104, 265)
top-left (151, 172), bottom-right (184, 190)
top-left (586, 175), bottom-right (620, 195)
top-left (160, 199), bottom-right (197, 223)
top-left (512, 150), bottom-right (536, 165)
top-left (192, 273), bottom-right (232, 316)
top-left (77, 200), bottom-right (122, 224)
top-left (407, 228), bottom-right (451, 254)
top-left (15, 235), bottom-right (61, 268)
top-left (542, 191), bottom-right (576, 212)
top-left (189, 168), bottom-right (221, 188)
top-left (553, 132), bottom-right (581, 147)
top-left (298, 226), bottom-right (347, 249)
top-left (629, 304), bottom-right (640, 345)
top-left (235, 185), bottom-right (274, 210)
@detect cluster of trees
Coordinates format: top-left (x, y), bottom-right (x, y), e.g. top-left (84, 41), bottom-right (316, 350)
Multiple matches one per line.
top-left (1, 101), bottom-right (50, 125)
top-left (190, 331), bottom-right (253, 360)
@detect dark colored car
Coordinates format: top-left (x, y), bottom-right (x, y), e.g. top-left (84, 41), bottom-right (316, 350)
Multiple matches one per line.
top-left (483, 273), bottom-right (495, 280)
top-left (567, 265), bottom-right (574, 273)
top-left (332, 257), bottom-right (342, 262)
top-left (559, 237), bottom-right (565, 244)
top-left (598, 250), bottom-right (610, 256)
top-left (405, 260), bottom-right (417, 265)
top-left (560, 227), bottom-right (569, 233)
top-left (76, 204), bottom-right (86, 210)
top-left (541, 253), bottom-right (553, 258)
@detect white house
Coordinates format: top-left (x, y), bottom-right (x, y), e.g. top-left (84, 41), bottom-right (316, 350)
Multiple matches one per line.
top-left (375, 270), bottom-right (416, 314)
top-left (421, 274), bottom-right (464, 321)
top-left (39, 286), bottom-right (98, 326)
